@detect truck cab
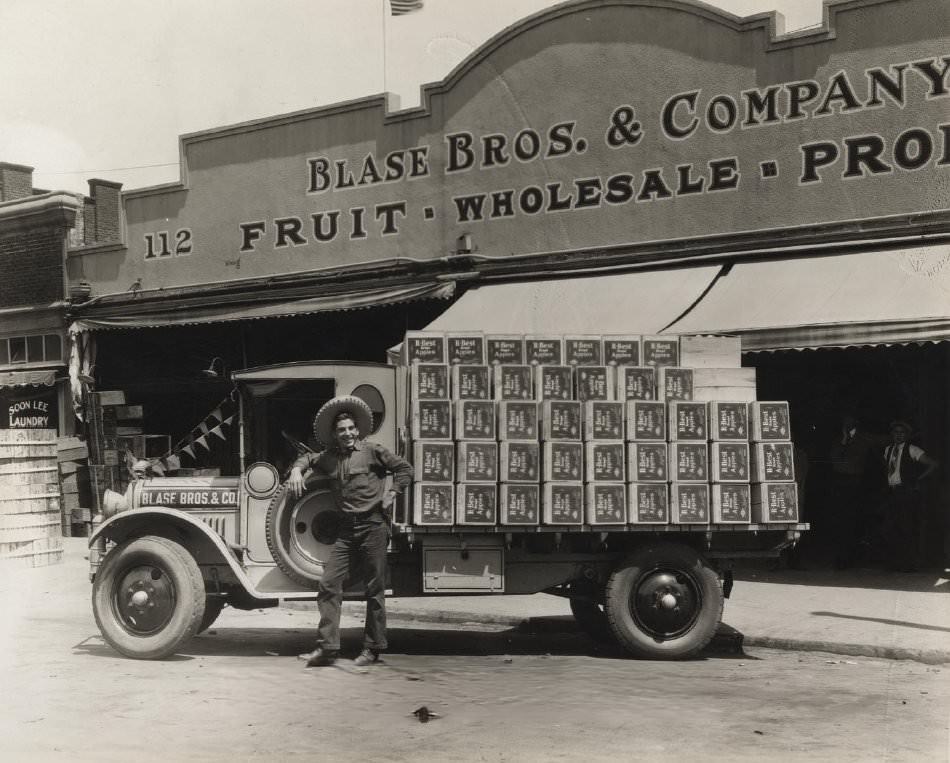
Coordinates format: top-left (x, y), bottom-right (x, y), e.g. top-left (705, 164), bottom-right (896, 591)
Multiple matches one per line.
top-left (89, 360), bottom-right (804, 661)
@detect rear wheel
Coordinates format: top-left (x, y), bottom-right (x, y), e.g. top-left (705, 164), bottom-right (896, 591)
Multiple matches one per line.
top-left (605, 543), bottom-right (722, 660)
top-left (92, 535), bottom-right (205, 660)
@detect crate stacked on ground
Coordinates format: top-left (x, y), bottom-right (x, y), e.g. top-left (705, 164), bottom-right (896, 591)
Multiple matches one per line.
top-left (56, 436), bottom-right (89, 536)
top-left (0, 428), bottom-right (64, 568)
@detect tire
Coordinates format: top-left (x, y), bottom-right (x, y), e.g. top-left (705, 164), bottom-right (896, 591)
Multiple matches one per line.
top-left (196, 596), bottom-right (225, 634)
top-left (264, 482), bottom-right (339, 588)
top-left (569, 598), bottom-right (614, 643)
top-left (605, 542), bottom-right (723, 660)
top-left (92, 535), bottom-right (205, 660)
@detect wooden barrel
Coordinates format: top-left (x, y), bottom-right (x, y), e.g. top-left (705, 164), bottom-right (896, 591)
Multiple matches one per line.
top-left (0, 429), bottom-right (63, 568)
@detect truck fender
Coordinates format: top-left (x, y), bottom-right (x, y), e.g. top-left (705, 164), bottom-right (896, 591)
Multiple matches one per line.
top-left (88, 507), bottom-right (273, 602)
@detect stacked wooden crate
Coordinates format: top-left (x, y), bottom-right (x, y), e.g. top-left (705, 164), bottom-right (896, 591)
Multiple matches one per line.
top-left (56, 436), bottom-right (89, 536)
top-left (402, 331), bottom-right (799, 528)
top-left (0, 429), bottom-right (64, 568)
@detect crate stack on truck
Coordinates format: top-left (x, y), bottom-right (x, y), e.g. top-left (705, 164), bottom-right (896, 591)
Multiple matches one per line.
top-left (401, 331), bottom-right (799, 530)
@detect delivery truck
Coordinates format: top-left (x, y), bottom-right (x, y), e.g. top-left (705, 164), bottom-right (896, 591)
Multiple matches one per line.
top-left (88, 333), bottom-right (806, 661)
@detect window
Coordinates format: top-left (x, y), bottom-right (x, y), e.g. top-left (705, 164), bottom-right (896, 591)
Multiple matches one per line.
top-left (0, 333), bottom-right (65, 366)
top-left (352, 384), bottom-right (385, 434)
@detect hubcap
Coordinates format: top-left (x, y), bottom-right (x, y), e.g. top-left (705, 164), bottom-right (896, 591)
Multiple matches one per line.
top-left (631, 568), bottom-right (701, 641)
top-left (289, 491), bottom-right (337, 566)
top-left (113, 565), bottom-right (176, 635)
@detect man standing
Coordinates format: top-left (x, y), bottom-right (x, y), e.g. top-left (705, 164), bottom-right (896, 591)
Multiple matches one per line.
top-left (288, 395), bottom-right (413, 667)
top-left (883, 420), bottom-right (937, 573)
top-left (828, 416), bottom-right (880, 569)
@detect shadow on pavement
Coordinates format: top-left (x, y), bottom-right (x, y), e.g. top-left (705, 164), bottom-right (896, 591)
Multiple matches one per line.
top-left (72, 622), bottom-right (751, 662)
top-left (811, 611), bottom-right (950, 633)
top-left (733, 564), bottom-right (950, 593)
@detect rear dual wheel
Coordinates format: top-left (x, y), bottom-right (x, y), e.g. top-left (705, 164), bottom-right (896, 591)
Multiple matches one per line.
top-left (604, 543), bottom-right (723, 660)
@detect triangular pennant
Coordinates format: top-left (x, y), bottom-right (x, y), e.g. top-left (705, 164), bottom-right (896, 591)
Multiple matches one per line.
top-left (221, 415), bottom-right (234, 427)
top-left (195, 435), bottom-right (210, 451)
top-left (150, 461), bottom-right (166, 476)
top-left (166, 454), bottom-right (181, 471)
top-left (210, 424), bottom-right (227, 441)
top-left (182, 445), bottom-right (195, 458)
top-left (198, 421), bottom-right (210, 435)
top-left (210, 407), bottom-right (223, 423)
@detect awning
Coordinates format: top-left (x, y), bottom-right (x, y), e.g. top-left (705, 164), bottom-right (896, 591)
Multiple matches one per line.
top-left (668, 245), bottom-right (950, 351)
top-left (71, 281), bottom-right (455, 331)
top-left (0, 369), bottom-right (57, 389)
top-left (423, 266), bottom-right (723, 334)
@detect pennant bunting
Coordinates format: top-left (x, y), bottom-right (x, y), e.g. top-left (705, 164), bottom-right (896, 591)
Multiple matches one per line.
top-left (166, 454), bottom-right (181, 471)
top-left (182, 445), bottom-right (195, 458)
top-left (195, 435), bottom-right (210, 451)
top-left (210, 408), bottom-right (223, 423)
top-left (210, 424), bottom-right (227, 441)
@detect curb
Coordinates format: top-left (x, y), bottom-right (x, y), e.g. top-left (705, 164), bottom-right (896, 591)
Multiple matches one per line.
top-left (285, 602), bottom-right (950, 666)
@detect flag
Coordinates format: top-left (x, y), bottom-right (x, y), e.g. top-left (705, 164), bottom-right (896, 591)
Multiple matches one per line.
top-left (390, 0), bottom-right (423, 15)
top-left (210, 424), bottom-right (227, 441)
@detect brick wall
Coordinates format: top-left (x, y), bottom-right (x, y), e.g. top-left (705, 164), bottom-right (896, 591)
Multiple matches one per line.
top-left (0, 226), bottom-right (64, 306)
top-left (82, 179), bottom-right (122, 245)
top-left (0, 162), bottom-right (34, 201)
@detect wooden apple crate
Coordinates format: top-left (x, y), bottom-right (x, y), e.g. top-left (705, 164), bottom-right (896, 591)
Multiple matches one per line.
top-left (446, 333), bottom-right (485, 365)
top-left (497, 401), bottom-right (539, 441)
top-left (499, 441), bottom-right (540, 482)
top-left (603, 335), bottom-right (642, 367)
top-left (412, 442), bottom-right (455, 482)
top-left (627, 482), bottom-right (670, 524)
top-left (455, 483), bottom-right (498, 525)
top-left (412, 483), bottom-right (454, 525)
top-left (585, 482), bottom-right (627, 524)
top-left (456, 441), bottom-right (499, 482)
top-left (451, 365), bottom-right (491, 400)
top-left (541, 482), bottom-right (584, 525)
top-left (625, 400), bottom-right (667, 442)
top-left (584, 441), bottom-right (626, 482)
top-left (486, 335), bottom-right (525, 365)
top-left (626, 442), bottom-right (668, 483)
top-left (524, 336), bottom-right (564, 366)
top-left (499, 483), bottom-right (540, 525)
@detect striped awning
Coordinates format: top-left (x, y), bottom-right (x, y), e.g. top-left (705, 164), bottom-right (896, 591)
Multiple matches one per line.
top-left (70, 281), bottom-right (455, 331)
top-left (0, 369), bottom-right (57, 389)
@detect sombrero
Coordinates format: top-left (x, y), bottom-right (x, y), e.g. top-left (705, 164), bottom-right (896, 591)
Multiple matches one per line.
top-left (312, 395), bottom-right (373, 447)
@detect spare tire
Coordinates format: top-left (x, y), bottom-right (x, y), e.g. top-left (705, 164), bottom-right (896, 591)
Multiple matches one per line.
top-left (265, 480), bottom-right (339, 588)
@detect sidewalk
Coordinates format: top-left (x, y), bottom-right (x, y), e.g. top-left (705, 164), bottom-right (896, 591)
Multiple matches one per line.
top-left (360, 564), bottom-right (950, 665)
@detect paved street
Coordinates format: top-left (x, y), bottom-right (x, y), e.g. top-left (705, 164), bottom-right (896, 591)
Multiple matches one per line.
top-left (2, 551), bottom-right (949, 762)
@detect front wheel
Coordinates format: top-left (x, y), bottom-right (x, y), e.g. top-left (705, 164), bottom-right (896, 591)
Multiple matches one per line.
top-left (92, 536), bottom-right (205, 660)
top-left (605, 543), bottom-right (722, 660)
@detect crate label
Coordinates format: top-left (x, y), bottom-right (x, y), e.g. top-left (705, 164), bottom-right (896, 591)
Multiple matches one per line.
top-left (546, 484), bottom-right (583, 523)
top-left (525, 337), bottom-right (562, 366)
top-left (414, 484), bottom-right (453, 523)
top-left (576, 367), bottom-right (612, 401)
top-left (537, 366), bottom-right (573, 400)
top-left (763, 483), bottom-right (798, 521)
top-left (628, 401), bottom-right (666, 440)
top-left (406, 335), bottom-right (445, 364)
top-left (716, 484), bottom-right (751, 522)
top-left (631, 484), bottom-right (669, 523)
top-left (546, 442), bottom-right (583, 480)
top-left (457, 401), bottom-right (495, 439)
top-left (585, 401), bottom-right (624, 440)
top-left (543, 401), bottom-right (581, 439)
top-left (501, 484), bottom-right (539, 524)
top-left (414, 401), bottom-right (451, 439)
top-left (500, 402), bottom-right (538, 440)
top-left (661, 368), bottom-right (694, 401)
top-left (415, 443), bottom-right (455, 481)
top-left (458, 484), bottom-right (497, 523)
top-left (502, 442), bottom-right (540, 481)
top-left (758, 443), bottom-right (795, 481)
top-left (715, 443), bottom-right (749, 481)
top-left (587, 443), bottom-right (625, 481)
top-left (643, 337), bottom-right (680, 367)
top-left (674, 485), bottom-right (710, 523)
top-left (458, 442), bottom-right (497, 481)
top-left (754, 402), bottom-right (791, 440)
top-left (620, 367), bottom-right (656, 400)
top-left (672, 443), bottom-right (708, 481)
top-left (565, 337), bottom-right (602, 366)
top-left (630, 443), bottom-right (667, 481)
top-left (486, 337), bottom-right (524, 365)
top-left (589, 484), bottom-right (626, 523)
top-left (447, 335), bottom-right (484, 365)
top-left (412, 364), bottom-right (449, 399)
top-left (495, 365), bottom-right (534, 400)
top-left (452, 365), bottom-right (491, 400)
top-left (712, 402), bottom-right (748, 440)
top-left (671, 402), bottom-right (707, 440)
top-left (604, 337), bottom-right (640, 366)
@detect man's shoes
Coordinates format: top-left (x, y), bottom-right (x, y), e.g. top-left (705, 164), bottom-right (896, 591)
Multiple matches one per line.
top-left (354, 648), bottom-right (381, 667)
top-left (297, 647), bottom-right (337, 667)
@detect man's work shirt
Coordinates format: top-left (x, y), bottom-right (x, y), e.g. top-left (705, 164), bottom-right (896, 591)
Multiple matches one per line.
top-left (292, 440), bottom-right (413, 513)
